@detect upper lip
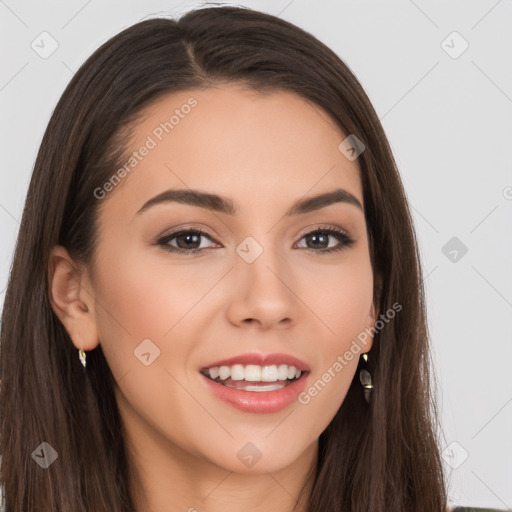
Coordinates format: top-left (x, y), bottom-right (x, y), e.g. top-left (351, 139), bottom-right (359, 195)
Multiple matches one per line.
top-left (201, 352), bottom-right (310, 372)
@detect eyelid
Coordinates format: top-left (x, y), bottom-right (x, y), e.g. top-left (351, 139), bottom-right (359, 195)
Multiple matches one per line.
top-left (295, 223), bottom-right (350, 238)
top-left (154, 224), bottom-right (220, 243)
top-left (156, 224), bottom-right (350, 243)
top-left (156, 226), bottom-right (220, 247)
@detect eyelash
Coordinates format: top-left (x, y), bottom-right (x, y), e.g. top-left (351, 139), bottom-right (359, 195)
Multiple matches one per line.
top-left (155, 225), bottom-right (355, 255)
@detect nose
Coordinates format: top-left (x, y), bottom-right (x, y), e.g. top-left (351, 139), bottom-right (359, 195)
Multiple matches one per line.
top-left (226, 244), bottom-right (297, 330)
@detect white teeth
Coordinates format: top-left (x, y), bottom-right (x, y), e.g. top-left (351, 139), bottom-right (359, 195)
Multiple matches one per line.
top-left (225, 382), bottom-right (287, 392)
top-left (244, 365), bottom-right (261, 382)
top-left (230, 364), bottom-right (245, 381)
top-left (261, 365), bottom-right (278, 382)
top-left (277, 364), bottom-right (289, 380)
top-left (287, 366), bottom-right (297, 379)
top-left (218, 366), bottom-right (230, 380)
top-left (205, 363), bottom-right (305, 383)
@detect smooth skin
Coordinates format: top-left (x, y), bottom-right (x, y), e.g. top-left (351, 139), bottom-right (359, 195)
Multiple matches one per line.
top-left (49, 85), bottom-right (379, 512)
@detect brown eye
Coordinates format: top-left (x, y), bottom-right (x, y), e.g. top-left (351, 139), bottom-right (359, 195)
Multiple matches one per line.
top-left (157, 228), bottom-right (218, 254)
top-left (296, 227), bottom-right (354, 253)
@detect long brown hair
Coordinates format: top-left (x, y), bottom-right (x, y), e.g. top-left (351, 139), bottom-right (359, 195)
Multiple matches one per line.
top-left (0, 6), bottom-right (447, 511)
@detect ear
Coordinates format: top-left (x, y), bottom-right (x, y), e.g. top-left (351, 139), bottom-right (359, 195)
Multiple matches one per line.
top-left (48, 245), bottom-right (99, 352)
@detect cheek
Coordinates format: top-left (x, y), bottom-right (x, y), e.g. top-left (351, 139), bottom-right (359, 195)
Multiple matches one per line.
top-left (93, 243), bottom-right (219, 339)
top-left (91, 242), bottom-right (231, 387)
top-left (300, 254), bottom-right (374, 341)
top-left (294, 255), bottom-right (373, 416)
top-left (91, 249), bottom-right (214, 449)
top-left (90, 249), bottom-right (180, 377)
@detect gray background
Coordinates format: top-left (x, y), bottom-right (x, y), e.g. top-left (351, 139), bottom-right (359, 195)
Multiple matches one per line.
top-left (1, 0), bottom-right (511, 508)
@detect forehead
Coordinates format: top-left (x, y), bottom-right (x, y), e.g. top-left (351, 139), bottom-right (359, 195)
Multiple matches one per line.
top-left (102, 85), bottom-right (363, 218)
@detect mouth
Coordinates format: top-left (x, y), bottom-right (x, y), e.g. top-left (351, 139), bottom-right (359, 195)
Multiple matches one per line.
top-left (200, 364), bottom-right (308, 392)
top-left (198, 352), bottom-right (311, 413)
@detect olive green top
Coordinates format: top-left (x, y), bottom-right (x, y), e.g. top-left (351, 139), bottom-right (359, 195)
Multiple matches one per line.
top-left (452, 507), bottom-right (511, 511)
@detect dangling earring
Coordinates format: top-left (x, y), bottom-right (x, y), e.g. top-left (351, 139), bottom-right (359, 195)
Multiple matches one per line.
top-left (78, 348), bottom-right (87, 368)
top-left (359, 352), bottom-right (373, 403)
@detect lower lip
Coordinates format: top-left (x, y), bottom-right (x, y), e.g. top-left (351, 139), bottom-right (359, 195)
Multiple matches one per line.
top-left (200, 373), bottom-right (309, 414)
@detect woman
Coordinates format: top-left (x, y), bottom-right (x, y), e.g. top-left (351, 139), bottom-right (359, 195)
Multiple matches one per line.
top-left (0, 5), bottom-right (506, 512)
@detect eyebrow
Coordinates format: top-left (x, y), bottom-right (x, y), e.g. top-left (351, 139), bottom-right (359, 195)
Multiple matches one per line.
top-left (136, 187), bottom-right (363, 217)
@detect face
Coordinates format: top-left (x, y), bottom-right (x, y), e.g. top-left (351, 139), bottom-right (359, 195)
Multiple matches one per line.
top-left (56, 85), bottom-right (378, 476)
